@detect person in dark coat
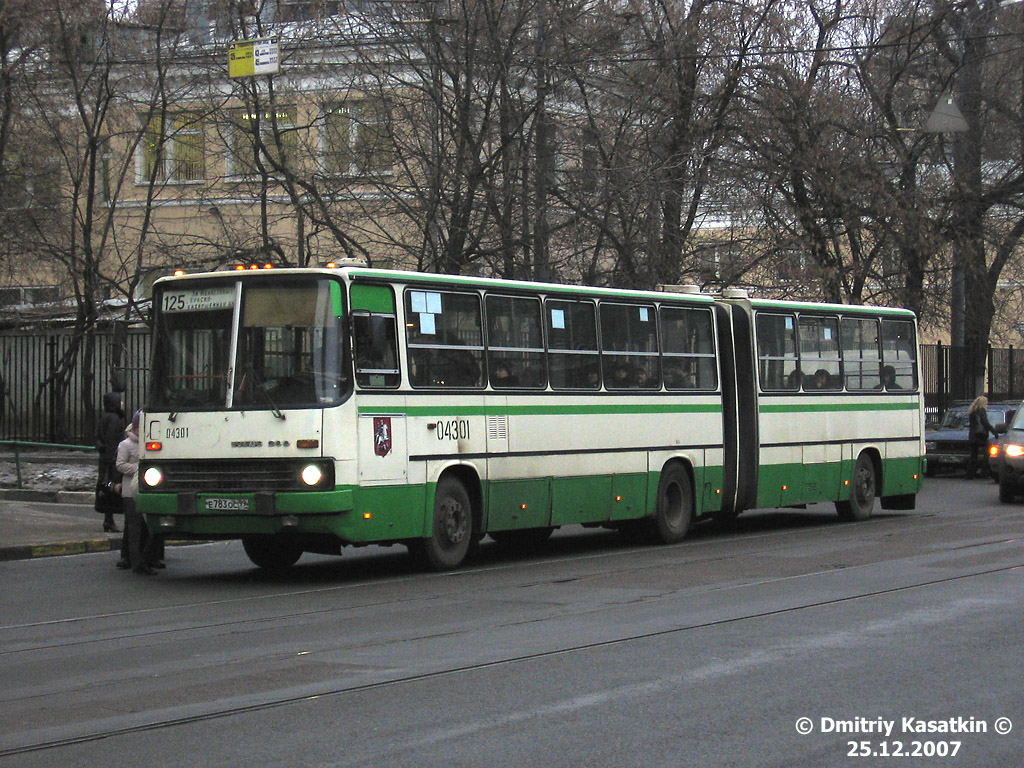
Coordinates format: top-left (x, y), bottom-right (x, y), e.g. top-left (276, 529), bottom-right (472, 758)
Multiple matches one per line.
top-left (95, 391), bottom-right (125, 532)
top-left (966, 395), bottom-right (997, 479)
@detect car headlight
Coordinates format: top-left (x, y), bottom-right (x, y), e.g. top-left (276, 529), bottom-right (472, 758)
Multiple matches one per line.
top-left (925, 442), bottom-right (937, 452)
top-left (142, 467), bottom-right (164, 488)
top-left (1005, 444), bottom-right (1024, 458)
top-left (300, 464), bottom-right (324, 486)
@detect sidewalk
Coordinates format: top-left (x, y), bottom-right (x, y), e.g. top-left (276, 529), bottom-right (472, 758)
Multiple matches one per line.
top-left (0, 489), bottom-right (123, 562)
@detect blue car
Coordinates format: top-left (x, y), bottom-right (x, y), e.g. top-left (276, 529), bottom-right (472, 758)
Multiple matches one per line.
top-left (925, 402), bottom-right (1017, 477)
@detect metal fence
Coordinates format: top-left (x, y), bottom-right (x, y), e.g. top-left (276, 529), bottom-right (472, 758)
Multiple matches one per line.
top-left (0, 328), bottom-right (151, 444)
top-left (920, 343), bottom-right (1024, 425)
top-left (0, 329), bottom-right (1018, 444)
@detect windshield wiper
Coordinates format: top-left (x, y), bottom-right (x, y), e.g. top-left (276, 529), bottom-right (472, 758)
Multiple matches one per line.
top-left (243, 364), bottom-right (285, 420)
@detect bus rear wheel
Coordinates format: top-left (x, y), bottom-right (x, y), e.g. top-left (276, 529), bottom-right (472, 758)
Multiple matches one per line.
top-left (242, 536), bottom-right (303, 570)
top-left (414, 476), bottom-right (474, 571)
top-left (836, 452), bottom-right (877, 521)
top-left (648, 464), bottom-right (693, 544)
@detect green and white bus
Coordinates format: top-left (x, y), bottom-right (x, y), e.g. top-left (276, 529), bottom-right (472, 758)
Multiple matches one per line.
top-left (138, 266), bottom-right (924, 570)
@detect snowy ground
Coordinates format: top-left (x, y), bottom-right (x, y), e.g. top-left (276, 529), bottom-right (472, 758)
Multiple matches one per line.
top-left (0, 454), bottom-right (96, 492)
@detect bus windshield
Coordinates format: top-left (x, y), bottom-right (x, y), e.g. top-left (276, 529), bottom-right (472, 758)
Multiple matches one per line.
top-left (149, 277), bottom-right (349, 411)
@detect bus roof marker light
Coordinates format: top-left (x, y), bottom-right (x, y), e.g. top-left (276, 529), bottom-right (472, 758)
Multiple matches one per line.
top-left (363, 513), bottom-right (372, 520)
top-left (297, 439), bottom-right (319, 449)
top-left (173, 270), bottom-right (185, 277)
top-left (146, 441), bottom-right (162, 452)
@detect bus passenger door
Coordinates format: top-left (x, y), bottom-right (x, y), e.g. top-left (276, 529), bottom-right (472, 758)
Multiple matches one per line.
top-left (358, 413), bottom-right (408, 484)
top-left (715, 300), bottom-right (759, 516)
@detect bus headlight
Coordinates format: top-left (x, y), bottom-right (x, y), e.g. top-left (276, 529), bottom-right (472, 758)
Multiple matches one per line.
top-left (300, 464), bottom-right (324, 486)
top-left (142, 467), bottom-right (164, 488)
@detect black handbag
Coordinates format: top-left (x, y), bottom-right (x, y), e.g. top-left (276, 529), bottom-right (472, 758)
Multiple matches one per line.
top-left (94, 468), bottom-right (123, 514)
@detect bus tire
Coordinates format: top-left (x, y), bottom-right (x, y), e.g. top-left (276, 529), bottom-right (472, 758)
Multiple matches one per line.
top-left (836, 452), bottom-right (877, 521)
top-left (416, 476), bottom-right (474, 571)
top-left (241, 536), bottom-right (303, 570)
top-left (649, 464), bottom-right (693, 544)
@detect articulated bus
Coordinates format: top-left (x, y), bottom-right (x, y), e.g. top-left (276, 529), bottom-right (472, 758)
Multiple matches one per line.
top-left (137, 266), bottom-right (924, 570)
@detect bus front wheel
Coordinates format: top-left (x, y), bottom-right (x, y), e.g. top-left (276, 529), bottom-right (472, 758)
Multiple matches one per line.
top-left (836, 453), bottom-right (877, 521)
top-left (242, 536), bottom-right (303, 570)
top-left (414, 477), bottom-right (474, 571)
top-left (649, 464), bottom-right (693, 544)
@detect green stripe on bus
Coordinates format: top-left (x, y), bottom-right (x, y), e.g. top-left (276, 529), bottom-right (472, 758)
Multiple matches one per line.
top-left (358, 403), bottom-right (723, 417)
top-left (759, 401), bottom-right (920, 413)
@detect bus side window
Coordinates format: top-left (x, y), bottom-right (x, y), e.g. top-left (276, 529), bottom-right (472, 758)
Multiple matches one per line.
top-left (486, 294), bottom-right (546, 389)
top-left (353, 313), bottom-right (401, 388)
top-left (798, 315), bottom-right (841, 390)
top-left (661, 306), bottom-right (717, 390)
top-left (756, 313), bottom-right (799, 390)
top-left (405, 290), bottom-right (485, 388)
top-left (546, 299), bottom-right (600, 390)
top-left (600, 303), bottom-right (660, 389)
top-left (841, 317), bottom-right (882, 390)
top-left (880, 318), bottom-right (917, 391)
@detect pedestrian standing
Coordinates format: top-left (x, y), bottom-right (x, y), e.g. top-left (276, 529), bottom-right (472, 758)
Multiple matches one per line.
top-left (115, 410), bottom-right (162, 575)
top-left (94, 391), bottom-right (124, 533)
top-left (966, 396), bottom-right (997, 480)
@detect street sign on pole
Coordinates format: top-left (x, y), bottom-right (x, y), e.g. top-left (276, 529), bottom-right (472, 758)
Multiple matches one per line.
top-left (229, 38), bottom-right (280, 78)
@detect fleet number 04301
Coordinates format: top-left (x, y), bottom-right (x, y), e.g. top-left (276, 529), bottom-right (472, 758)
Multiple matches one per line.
top-left (436, 419), bottom-right (470, 441)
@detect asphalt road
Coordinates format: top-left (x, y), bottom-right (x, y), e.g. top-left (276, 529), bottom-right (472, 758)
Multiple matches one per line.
top-left (1, 477), bottom-right (1021, 767)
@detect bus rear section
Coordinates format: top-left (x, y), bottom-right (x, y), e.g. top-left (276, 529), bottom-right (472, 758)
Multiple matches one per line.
top-left (720, 295), bottom-right (924, 519)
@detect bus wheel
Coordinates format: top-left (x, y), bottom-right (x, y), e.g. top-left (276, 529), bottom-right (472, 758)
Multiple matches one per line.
top-left (242, 536), bottom-right (303, 570)
top-left (417, 477), bottom-right (474, 570)
top-left (649, 464), bottom-right (693, 544)
top-left (836, 453), bottom-right (877, 521)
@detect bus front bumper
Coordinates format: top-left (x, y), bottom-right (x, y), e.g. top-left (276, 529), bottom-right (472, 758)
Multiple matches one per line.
top-left (138, 489), bottom-right (354, 539)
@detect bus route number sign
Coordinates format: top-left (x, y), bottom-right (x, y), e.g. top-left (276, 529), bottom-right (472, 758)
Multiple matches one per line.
top-left (162, 286), bottom-right (237, 313)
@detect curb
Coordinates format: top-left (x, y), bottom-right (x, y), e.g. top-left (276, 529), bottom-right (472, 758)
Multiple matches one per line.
top-left (0, 537), bottom-right (121, 562)
top-left (0, 490), bottom-right (93, 505)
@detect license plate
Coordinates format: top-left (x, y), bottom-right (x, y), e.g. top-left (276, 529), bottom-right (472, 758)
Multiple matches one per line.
top-left (939, 456), bottom-right (960, 463)
top-left (204, 497), bottom-right (250, 511)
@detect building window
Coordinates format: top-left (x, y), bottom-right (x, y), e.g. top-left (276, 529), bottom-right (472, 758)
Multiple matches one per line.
top-left (139, 112), bottom-right (206, 183)
top-left (228, 106), bottom-right (297, 178)
top-left (1, 157), bottom-right (61, 209)
top-left (322, 101), bottom-right (393, 176)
